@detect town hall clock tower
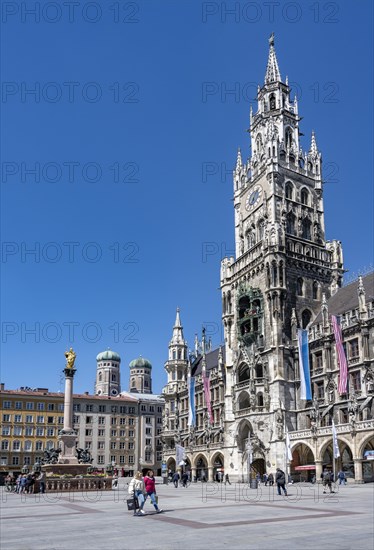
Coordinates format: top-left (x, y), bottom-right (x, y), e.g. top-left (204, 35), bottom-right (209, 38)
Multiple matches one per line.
top-left (221, 35), bottom-right (345, 471)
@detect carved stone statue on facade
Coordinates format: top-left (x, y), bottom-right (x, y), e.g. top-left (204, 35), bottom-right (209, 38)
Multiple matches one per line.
top-left (275, 408), bottom-right (284, 440)
top-left (310, 423), bottom-right (318, 437)
top-left (264, 392), bottom-right (271, 411)
top-left (348, 394), bottom-right (358, 426)
top-left (365, 374), bottom-right (374, 394)
top-left (231, 386), bottom-right (236, 413)
top-left (175, 408), bottom-right (180, 429)
top-left (163, 408), bottom-right (169, 430)
top-left (311, 396), bottom-right (320, 422)
top-left (189, 426), bottom-right (196, 447)
top-left (219, 403), bottom-right (225, 427)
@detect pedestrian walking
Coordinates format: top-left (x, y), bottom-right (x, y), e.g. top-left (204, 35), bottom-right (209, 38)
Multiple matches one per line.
top-left (181, 472), bottom-right (189, 487)
top-left (144, 470), bottom-right (163, 513)
top-left (128, 471), bottom-right (146, 516)
top-left (172, 472), bottom-right (180, 488)
top-left (267, 473), bottom-right (274, 486)
top-left (275, 468), bottom-right (287, 496)
top-left (256, 472), bottom-right (261, 485)
top-left (38, 471), bottom-right (46, 494)
top-left (225, 473), bottom-right (231, 485)
top-left (337, 470), bottom-right (347, 485)
top-left (322, 469), bottom-right (334, 494)
top-left (263, 473), bottom-right (268, 486)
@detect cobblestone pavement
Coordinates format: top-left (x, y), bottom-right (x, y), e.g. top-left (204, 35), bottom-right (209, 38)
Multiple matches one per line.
top-left (1, 480), bottom-right (373, 550)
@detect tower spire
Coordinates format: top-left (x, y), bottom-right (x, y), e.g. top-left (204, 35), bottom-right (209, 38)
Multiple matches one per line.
top-left (265, 32), bottom-right (281, 84)
top-left (235, 148), bottom-right (243, 173)
top-left (309, 130), bottom-right (318, 156)
top-left (170, 307), bottom-right (185, 345)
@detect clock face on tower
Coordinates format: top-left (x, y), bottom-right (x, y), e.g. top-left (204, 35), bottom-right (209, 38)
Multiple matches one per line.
top-left (245, 185), bottom-right (263, 211)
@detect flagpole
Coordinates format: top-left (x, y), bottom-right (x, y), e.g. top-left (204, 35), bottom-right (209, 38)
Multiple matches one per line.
top-left (332, 431), bottom-right (336, 483)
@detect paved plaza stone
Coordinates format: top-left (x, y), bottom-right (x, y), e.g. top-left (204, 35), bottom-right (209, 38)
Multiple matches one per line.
top-left (1, 478), bottom-right (373, 550)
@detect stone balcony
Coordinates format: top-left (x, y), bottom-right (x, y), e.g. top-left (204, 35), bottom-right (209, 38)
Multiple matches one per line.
top-left (289, 419), bottom-right (374, 441)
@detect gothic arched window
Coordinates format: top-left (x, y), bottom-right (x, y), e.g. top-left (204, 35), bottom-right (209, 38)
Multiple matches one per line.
top-left (302, 309), bottom-right (312, 328)
top-left (285, 128), bottom-right (293, 148)
top-left (98, 372), bottom-right (102, 382)
top-left (257, 394), bottom-right (264, 407)
top-left (286, 212), bottom-right (296, 235)
top-left (285, 182), bottom-right (293, 200)
top-left (302, 218), bottom-right (312, 240)
top-left (255, 364), bottom-right (263, 378)
top-left (269, 93), bottom-right (276, 110)
top-left (258, 220), bottom-right (265, 240)
top-left (256, 134), bottom-right (262, 153)
top-left (238, 364), bottom-right (250, 382)
top-left (300, 188), bottom-right (309, 205)
top-left (313, 281), bottom-right (319, 300)
top-left (238, 392), bottom-right (250, 410)
top-left (297, 278), bottom-right (303, 296)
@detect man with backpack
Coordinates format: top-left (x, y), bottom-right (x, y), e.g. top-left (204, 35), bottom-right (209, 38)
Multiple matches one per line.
top-left (322, 469), bottom-right (334, 494)
top-left (275, 468), bottom-right (287, 496)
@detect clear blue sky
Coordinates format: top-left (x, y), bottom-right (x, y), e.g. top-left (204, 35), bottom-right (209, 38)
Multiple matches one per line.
top-left (1, 1), bottom-right (373, 395)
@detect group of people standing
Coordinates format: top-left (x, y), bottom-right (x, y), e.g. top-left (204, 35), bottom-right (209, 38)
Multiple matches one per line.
top-left (255, 472), bottom-right (274, 487)
top-left (5, 471), bottom-right (46, 494)
top-left (128, 470), bottom-right (163, 516)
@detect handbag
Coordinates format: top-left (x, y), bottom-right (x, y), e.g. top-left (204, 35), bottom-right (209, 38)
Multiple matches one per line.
top-left (126, 495), bottom-right (139, 511)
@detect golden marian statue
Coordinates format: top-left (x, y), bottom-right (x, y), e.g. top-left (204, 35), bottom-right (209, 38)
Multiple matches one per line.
top-left (64, 347), bottom-right (77, 369)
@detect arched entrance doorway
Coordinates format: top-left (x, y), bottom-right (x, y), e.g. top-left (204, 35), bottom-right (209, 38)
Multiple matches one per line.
top-left (212, 452), bottom-right (224, 482)
top-left (167, 457), bottom-right (176, 476)
top-left (291, 443), bottom-right (315, 482)
top-left (361, 436), bottom-right (374, 482)
top-left (251, 457), bottom-right (266, 477)
top-left (236, 420), bottom-right (253, 482)
top-left (195, 455), bottom-right (208, 481)
top-left (321, 440), bottom-right (354, 480)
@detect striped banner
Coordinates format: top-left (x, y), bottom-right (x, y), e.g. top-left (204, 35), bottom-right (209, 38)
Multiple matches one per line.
top-left (188, 376), bottom-right (196, 427)
top-left (202, 371), bottom-right (214, 424)
top-left (298, 329), bottom-right (312, 400)
top-left (331, 315), bottom-right (348, 395)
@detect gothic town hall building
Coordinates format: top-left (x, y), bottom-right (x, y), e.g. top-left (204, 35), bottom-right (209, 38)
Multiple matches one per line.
top-left (162, 37), bottom-right (374, 484)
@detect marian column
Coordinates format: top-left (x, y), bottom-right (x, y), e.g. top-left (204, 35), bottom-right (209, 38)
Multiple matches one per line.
top-left (58, 348), bottom-right (79, 463)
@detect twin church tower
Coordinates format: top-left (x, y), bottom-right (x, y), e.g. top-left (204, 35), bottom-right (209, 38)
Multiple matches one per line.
top-left (94, 350), bottom-right (152, 396)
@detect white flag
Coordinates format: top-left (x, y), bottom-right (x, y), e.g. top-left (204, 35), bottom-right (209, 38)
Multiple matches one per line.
top-left (332, 420), bottom-right (340, 458)
top-left (285, 428), bottom-right (293, 461)
top-left (175, 444), bottom-right (186, 465)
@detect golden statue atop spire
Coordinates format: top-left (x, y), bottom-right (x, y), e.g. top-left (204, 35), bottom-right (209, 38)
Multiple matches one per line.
top-left (64, 347), bottom-right (77, 369)
top-left (269, 32), bottom-right (275, 47)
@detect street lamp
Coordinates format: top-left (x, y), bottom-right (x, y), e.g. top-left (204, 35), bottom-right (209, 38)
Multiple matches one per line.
top-left (22, 465), bottom-right (29, 474)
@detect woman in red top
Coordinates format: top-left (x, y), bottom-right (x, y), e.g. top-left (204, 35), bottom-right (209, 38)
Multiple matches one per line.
top-left (143, 470), bottom-right (163, 513)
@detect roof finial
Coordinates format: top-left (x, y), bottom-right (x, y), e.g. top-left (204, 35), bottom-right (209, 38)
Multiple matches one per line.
top-left (265, 33), bottom-right (281, 84)
top-left (235, 148), bottom-right (242, 173)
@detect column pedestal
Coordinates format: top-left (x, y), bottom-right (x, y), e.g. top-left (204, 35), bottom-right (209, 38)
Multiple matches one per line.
top-left (59, 433), bottom-right (79, 464)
